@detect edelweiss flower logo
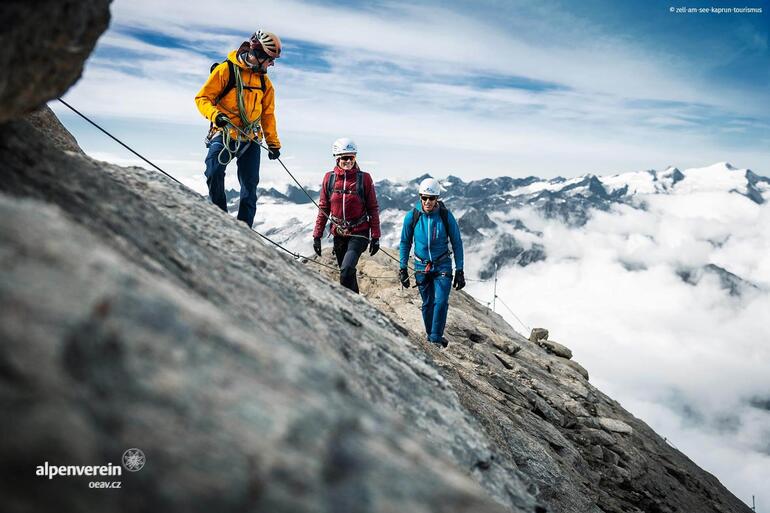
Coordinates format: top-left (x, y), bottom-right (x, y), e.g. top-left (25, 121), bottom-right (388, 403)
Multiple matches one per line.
top-left (122, 448), bottom-right (145, 472)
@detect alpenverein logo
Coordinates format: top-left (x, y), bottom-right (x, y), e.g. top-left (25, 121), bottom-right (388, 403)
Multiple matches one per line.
top-left (121, 448), bottom-right (145, 472)
top-left (35, 462), bottom-right (122, 479)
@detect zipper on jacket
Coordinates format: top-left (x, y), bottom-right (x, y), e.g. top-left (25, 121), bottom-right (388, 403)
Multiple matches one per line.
top-left (427, 213), bottom-right (432, 261)
top-left (342, 172), bottom-right (347, 222)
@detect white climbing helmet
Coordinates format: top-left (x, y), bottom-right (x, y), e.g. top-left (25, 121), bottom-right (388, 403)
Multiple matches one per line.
top-left (418, 177), bottom-right (441, 197)
top-left (332, 137), bottom-right (357, 157)
top-left (250, 30), bottom-right (282, 59)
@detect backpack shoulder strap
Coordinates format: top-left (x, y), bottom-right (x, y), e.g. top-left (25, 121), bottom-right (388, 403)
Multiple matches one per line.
top-left (409, 208), bottom-right (422, 240)
top-left (325, 172), bottom-right (335, 200)
top-left (213, 60), bottom-right (236, 106)
top-left (438, 201), bottom-right (450, 238)
top-left (357, 171), bottom-right (367, 210)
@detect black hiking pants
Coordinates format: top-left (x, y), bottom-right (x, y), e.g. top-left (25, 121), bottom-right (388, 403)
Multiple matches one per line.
top-left (333, 235), bottom-right (368, 293)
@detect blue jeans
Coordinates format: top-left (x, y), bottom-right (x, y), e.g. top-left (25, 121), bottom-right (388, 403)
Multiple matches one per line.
top-left (204, 134), bottom-right (261, 227)
top-left (415, 263), bottom-right (453, 343)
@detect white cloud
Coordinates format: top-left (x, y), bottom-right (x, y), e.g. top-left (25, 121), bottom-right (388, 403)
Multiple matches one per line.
top-left (479, 187), bottom-right (770, 509)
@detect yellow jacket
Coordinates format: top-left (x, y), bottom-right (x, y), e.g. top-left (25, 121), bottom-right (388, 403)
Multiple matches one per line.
top-left (195, 50), bottom-right (280, 148)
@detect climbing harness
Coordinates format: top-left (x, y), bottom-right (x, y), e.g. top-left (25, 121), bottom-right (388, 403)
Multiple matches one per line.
top-left (329, 214), bottom-right (369, 237)
top-left (414, 251), bottom-right (451, 274)
top-left (325, 169), bottom-right (369, 236)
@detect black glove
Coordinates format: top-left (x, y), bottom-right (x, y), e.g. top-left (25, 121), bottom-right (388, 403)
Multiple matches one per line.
top-left (453, 270), bottom-right (465, 290)
top-left (268, 147), bottom-right (280, 160)
top-left (399, 268), bottom-right (410, 288)
top-left (214, 113), bottom-right (229, 128)
top-left (369, 238), bottom-right (380, 256)
top-left (313, 237), bottom-right (322, 257)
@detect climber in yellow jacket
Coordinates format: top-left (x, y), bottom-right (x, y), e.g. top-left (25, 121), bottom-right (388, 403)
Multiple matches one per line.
top-left (194, 30), bottom-right (282, 227)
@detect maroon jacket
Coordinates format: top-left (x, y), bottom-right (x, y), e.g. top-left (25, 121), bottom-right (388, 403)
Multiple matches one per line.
top-left (313, 165), bottom-right (381, 239)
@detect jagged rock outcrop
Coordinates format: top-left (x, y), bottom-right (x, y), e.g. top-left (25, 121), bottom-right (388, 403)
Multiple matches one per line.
top-left (0, 0), bottom-right (111, 122)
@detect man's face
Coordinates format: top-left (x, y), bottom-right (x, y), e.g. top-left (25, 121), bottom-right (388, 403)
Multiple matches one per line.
top-left (338, 154), bottom-right (356, 170)
top-left (420, 195), bottom-right (438, 213)
top-left (245, 50), bottom-right (275, 72)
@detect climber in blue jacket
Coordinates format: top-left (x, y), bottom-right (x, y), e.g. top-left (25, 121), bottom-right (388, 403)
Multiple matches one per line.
top-left (399, 178), bottom-right (465, 348)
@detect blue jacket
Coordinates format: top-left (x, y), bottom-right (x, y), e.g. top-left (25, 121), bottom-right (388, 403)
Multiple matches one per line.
top-left (399, 200), bottom-right (464, 272)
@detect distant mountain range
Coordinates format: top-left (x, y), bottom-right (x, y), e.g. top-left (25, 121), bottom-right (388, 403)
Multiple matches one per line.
top-left (239, 162), bottom-right (768, 294)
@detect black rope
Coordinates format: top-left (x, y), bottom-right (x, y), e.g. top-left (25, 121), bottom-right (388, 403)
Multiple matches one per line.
top-left (57, 98), bottom-right (184, 187)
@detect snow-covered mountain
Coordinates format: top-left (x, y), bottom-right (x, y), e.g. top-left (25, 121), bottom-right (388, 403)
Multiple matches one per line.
top-left (247, 162), bottom-right (769, 293)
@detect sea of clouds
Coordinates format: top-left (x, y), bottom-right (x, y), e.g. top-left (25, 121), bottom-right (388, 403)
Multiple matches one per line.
top-left (468, 187), bottom-right (770, 509)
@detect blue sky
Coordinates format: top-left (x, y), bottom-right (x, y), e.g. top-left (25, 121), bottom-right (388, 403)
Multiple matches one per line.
top-left (53, 0), bottom-right (769, 191)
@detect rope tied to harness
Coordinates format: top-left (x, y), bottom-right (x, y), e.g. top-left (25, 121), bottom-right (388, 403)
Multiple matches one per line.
top-left (216, 64), bottom-right (263, 166)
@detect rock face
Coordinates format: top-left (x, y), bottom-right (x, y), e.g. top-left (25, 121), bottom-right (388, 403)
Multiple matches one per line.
top-left (0, 1), bottom-right (111, 122)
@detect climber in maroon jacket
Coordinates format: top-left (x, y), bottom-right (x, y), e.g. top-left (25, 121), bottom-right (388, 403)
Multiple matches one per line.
top-left (312, 137), bottom-right (381, 293)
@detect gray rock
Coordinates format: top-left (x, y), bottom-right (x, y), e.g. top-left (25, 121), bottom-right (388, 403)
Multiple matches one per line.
top-left (26, 105), bottom-right (84, 154)
top-left (529, 328), bottom-right (549, 342)
top-left (562, 359), bottom-right (590, 381)
top-left (492, 339), bottom-right (522, 356)
top-left (0, 0), bottom-right (110, 122)
top-left (538, 340), bottom-right (573, 360)
top-left (598, 418), bottom-right (634, 435)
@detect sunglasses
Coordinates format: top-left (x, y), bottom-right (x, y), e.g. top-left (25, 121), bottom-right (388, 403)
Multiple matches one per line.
top-left (420, 195), bottom-right (438, 202)
top-left (249, 49), bottom-right (275, 64)
top-left (338, 155), bottom-right (356, 162)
